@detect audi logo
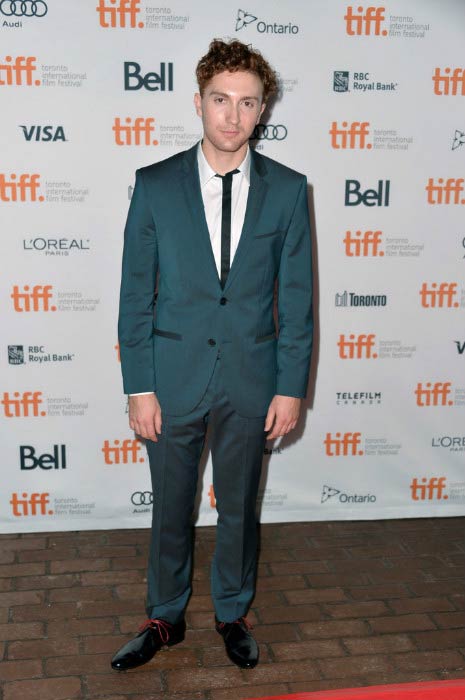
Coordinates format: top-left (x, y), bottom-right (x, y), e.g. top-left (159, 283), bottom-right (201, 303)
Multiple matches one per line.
top-left (0, 0), bottom-right (48, 16)
top-left (251, 124), bottom-right (288, 141)
top-left (131, 491), bottom-right (153, 506)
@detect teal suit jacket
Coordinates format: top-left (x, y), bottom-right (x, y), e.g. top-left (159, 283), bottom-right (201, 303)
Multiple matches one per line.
top-left (118, 143), bottom-right (313, 417)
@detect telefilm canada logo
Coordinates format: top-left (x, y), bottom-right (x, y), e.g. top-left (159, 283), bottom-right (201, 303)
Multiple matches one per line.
top-left (235, 8), bottom-right (299, 34)
top-left (321, 485), bottom-right (377, 505)
top-left (336, 391), bottom-right (382, 406)
top-left (333, 70), bottom-right (398, 93)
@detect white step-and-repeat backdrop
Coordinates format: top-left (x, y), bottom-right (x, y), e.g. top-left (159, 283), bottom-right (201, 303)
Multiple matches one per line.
top-left (2, 0), bottom-right (465, 533)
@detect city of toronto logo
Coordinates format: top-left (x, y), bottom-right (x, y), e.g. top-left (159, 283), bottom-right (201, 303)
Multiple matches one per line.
top-left (236, 9), bottom-right (257, 30)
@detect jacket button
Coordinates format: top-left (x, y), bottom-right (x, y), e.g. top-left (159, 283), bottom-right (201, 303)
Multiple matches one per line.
top-left (220, 297), bottom-right (227, 305)
top-left (208, 338), bottom-right (216, 346)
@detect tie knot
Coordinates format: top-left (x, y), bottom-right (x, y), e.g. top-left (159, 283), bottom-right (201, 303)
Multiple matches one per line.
top-left (215, 168), bottom-right (240, 181)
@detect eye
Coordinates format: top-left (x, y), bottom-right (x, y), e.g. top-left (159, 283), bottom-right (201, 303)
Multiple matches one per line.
top-left (214, 97), bottom-right (225, 103)
top-left (243, 100), bottom-right (255, 108)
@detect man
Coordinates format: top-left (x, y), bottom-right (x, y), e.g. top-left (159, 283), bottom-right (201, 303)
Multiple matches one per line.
top-left (112, 38), bottom-right (313, 672)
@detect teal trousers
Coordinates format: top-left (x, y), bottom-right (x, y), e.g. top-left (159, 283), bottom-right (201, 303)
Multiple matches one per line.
top-left (145, 350), bottom-right (267, 623)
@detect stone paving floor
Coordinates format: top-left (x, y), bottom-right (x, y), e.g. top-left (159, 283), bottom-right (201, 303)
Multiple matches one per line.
top-left (0, 516), bottom-right (464, 700)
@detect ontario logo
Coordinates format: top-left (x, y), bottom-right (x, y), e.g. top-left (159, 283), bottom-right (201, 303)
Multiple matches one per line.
top-left (235, 8), bottom-right (299, 34)
top-left (321, 485), bottom-right (376, 504)
top-left (452, 130), bottom-right (465, 151)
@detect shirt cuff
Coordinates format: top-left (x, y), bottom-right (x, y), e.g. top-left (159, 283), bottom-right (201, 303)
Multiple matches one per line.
top-left (129, 392), bottom-right (155, 396)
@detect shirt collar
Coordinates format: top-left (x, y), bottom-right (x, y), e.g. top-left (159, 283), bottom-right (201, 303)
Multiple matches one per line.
top-left (197, 141), bottom-right (251, 187)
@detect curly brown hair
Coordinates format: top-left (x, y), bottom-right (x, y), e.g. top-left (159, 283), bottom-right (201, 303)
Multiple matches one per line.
top-left (196, 38), bottom-right (278, 103)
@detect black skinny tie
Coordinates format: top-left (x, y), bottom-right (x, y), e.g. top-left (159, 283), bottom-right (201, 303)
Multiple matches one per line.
top-left (215, 169), bottom-right (239, 289)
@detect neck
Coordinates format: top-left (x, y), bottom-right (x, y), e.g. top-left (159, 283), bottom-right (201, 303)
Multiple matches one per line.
top-left (201, 139), bottom-right (248, 175)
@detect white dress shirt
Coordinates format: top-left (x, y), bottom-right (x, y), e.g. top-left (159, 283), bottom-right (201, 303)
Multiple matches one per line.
top-left (130, 142), bottom-right (251, 396)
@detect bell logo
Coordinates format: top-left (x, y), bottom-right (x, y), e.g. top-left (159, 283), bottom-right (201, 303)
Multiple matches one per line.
top-left (426, 178), bottom-right (465, 205)
top-left (344, 230), bottom-right (384, 256)
top-left (330, 121), bottom-right (371, 149)
top-left (10, 492), bottom-right (53, 516)
top-left (420, 283), bottom-right (459, 308)
top-left (0, 174), bottom-right (43, 202)
top-left (113, 117), bottom-right (157, 146)
top-left (338, 334), bottom-right (377, 359)
top-left (410, 477), bottom-right (448, 501)
top-left (415, 382), bottom-right (453, 407)
top-left (0, 56), bottom-right (40, 86)
top-left (433, 68), bottom-right (465, 96)
top-left (344, 6), bottom-right (387, 36)
top-left (324, 432), bottom-right (364, 456)
top-left (20, 445), bottom-right (67, 470)
top-left (1, 391), bottom-right (46, 417)
top-left (11, 285), bottom-right (56, 312)
top-left (101, 439), bottom-right (144, 464)
top-left (96, 0), bottom-right (144, 28)
top-left (345, 179), bottom-right (390, 207)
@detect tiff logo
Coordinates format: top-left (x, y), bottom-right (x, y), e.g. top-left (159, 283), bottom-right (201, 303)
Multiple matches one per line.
top-left (10, 493), bottom-right (53, 516)
top-left (338, 334), bottom-right (377, 359)
top-left (420, 283), bottom-right (459, 308)
top-left (102, 439), bottom-right (144, 464)
top-left (433, 68), bottom-right (465, 96)
top-left (330, 121), bottom-right (371, 149)
top-left (113, 117), bottom-right (157, 145)
top-left (11, 285), bottom-right (56, 312)
top-left (0, 56), bottom-right (39, 86)
top-left (426, 178), bottom-right (465, 205)
top-left (96, 0), bottom-right (144, 28)
top-left (0, 174), bottom-right (43, 202)
top-left (344, 230), bottom-right (384, 256)
top-left (1, 391), bottom-right (46, 417)
top-left (415, 382), bottom-right (453, 407)
top-left (344, 6), bottom-right (387, 36)
top-left (324, 432), bottom-right (364, 456)
top-left (410, 477), bottom-right (448, 501)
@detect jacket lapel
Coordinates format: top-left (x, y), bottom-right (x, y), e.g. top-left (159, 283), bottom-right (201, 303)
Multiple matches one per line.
top-left (179, 144), bottom-right (222, 288)
top-left (179, 143), bottom-right (268, 292)
top-left (224, 148), bottom-right (268, 292)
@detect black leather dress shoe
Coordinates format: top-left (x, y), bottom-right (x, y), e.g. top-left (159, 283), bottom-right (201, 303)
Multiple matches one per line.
top-left (111, 618), bottom-right (186, 671)
top-left (215, 616), bottom-right (259, 669)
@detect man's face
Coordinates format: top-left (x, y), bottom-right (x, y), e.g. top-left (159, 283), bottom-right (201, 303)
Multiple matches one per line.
top-left (194, 70), bottom-right (265, 154)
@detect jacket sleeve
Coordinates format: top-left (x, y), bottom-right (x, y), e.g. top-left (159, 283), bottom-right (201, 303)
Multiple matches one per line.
top-left (276, 176), bottom-right (313, 398)
top-left (117, 169), bottom-right (158, 395)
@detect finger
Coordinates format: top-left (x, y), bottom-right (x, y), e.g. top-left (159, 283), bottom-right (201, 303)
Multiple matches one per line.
top-left (154, 411), bottom-right (162, 435)
top-left (264, 409), bottom-right (276, 432)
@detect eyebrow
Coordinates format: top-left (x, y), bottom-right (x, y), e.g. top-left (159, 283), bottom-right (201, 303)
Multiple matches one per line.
top-left (209, 91), bottom-right (259, 100)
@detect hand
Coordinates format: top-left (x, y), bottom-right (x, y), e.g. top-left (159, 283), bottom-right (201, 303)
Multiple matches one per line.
top-left (128, 393), bottom-right (162, 442)
top-left (265, 395), bottom-right (301, 440)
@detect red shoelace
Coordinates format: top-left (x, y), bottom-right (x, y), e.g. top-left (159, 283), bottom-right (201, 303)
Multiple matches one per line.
top-left (217, 616), bottom-right (253, 631)
top-left (138, 618), bottom-right (172, 644)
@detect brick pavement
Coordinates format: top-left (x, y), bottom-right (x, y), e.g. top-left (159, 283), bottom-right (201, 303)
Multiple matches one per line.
top-left (0, 517), bottom-right (464, 700)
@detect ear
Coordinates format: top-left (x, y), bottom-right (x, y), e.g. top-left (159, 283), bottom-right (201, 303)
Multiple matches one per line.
top-left (257, 101), bottom-right (266, 122)
top-left (194, 92), bottom-right (202, 118)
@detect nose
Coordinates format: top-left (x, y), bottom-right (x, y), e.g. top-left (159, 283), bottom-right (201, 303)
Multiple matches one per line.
top-left (226, 102), bottom-right (240, 125)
